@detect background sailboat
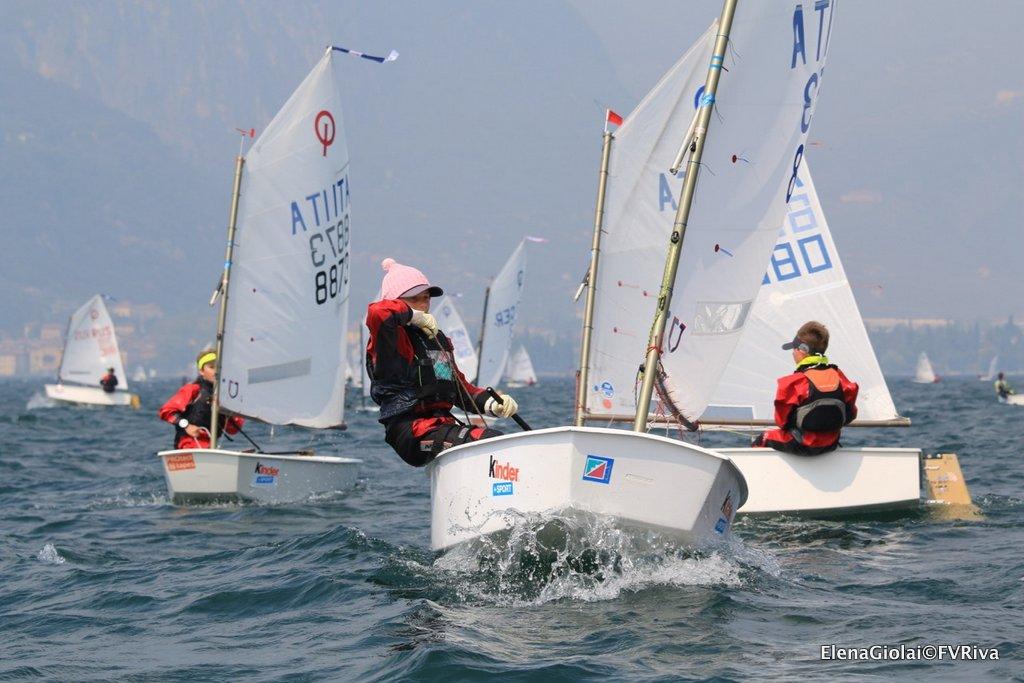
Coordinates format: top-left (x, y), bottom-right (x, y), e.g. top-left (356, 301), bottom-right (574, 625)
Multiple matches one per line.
top-left (980, 355), bottom-right (998, 381)
top-left (435, 295), bottom-right (479, 383)
top-left (913, 352), bottom-right (939, 384)
top-left (475, 239), bottom-right (527, 389)
top-left (157, 46), bottom-right (384, 502)
top-left (44, 294), bottom-right (139, 407)
top-left (503, 343), bottom-right (537, 388)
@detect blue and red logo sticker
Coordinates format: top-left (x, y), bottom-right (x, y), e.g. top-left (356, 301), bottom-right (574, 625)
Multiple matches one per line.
top-left (714, 491), bottom-right (734, 534)
top-left (582, 455), bottom-right (614, 484)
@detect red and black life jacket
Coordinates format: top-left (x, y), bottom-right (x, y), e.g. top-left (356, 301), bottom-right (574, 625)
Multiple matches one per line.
top-left (369, 327), bottom-right (463, 421)
top-left (786, 364), bottom-right (851, 436)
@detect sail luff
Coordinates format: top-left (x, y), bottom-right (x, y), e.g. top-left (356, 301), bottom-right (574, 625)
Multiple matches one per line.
top-left (210, 151), bottom-right (246, 448)
top-left (575, 130), bottom-right (615, 425)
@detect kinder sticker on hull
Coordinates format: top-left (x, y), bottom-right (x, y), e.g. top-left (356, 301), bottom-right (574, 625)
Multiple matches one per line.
top-left (492, 481), bottom-right (514, 496)
top-left (252, 462), bottom-right (279, 486)
top-left (582, 455), bottom-right (614, 484)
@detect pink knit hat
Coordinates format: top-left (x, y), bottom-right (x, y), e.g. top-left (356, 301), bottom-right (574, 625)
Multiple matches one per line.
top-left (379, 258), bottom-right (444, 300)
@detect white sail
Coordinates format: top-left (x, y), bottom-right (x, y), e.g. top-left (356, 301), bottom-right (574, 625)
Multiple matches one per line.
top-left (504, 343), bottom-right (537, 387)
top-left (476, 240), bottom-right (527, 388)
top-left (981, 355), bottom-right (998, 381)
top-left (586, 3), bottom-right (836, 423)
top-left (703, 163), bottom-right (899, 423)
top-left (219, 48), bottom-right (350, 428)
top-left (435, 295), bottom-right (479, 382)
top-left (58, 295), bottom-right (128, 389)
top-left (132, 366), bottom-right (147, 383)
top-left (914, 352), bottom-right (937, 384)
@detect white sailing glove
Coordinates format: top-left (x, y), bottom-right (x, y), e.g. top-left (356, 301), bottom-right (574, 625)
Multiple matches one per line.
top-left (409, 309), bottom-right (438, 338)
top-left (485, 393), bottom-right (519, 419)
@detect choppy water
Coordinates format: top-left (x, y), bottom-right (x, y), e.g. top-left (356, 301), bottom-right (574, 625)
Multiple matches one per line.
top-left (1, 376), bottom-right (1021, 681)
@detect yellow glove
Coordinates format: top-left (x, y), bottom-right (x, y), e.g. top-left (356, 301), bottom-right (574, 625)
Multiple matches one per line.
top-left (485, 393), bottom-right (519, 419)
top-left (409, 309), bottom-right (438, 338)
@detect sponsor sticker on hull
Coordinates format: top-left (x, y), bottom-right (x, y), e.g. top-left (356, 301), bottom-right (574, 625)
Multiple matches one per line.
top-left (166, 453), bottom-right (196, 471)
top-left (492, 481), bottom-right (514, 496)
top-left (582, 455), bottom-right (614, 484)
top-left (252, 462), bottom-right (279, 486)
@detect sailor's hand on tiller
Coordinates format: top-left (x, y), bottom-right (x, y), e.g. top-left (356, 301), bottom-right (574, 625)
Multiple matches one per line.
top-left (485, 393), bottom-right (519, 419)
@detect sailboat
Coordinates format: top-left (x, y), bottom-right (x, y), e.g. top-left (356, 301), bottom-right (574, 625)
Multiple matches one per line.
top-left (132, 365), bottom-right (148, 383)
top-left (703, 164), bottom-right (929, 515)
top-left (157, 46), bottom-right (379, 503)
top-left (913, 352), bottom-right (939, 384)
top-left (474, 239), bottom-right (528, 389)
top-left (428, 0), bottom-right (834, 552)
top-left (979, 355), bottom-right (998, 381)
top-left (435, 295), bottom-right (479, 383)
top-left (45, 295), bottom-right (139, 408)
top-left (503, 343), bottom-right (537, 387)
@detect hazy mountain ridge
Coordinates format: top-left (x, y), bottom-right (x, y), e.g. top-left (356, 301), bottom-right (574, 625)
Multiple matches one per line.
top-left (1, 1), bottom-right (632, 342)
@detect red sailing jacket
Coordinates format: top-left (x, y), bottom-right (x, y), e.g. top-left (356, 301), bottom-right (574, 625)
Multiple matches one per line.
top-left (159, 380), bottom-right (244, 449)
top-left (760, 357), bottom-right (858, 455)
top-left (366, 299), bottom-right (488, 436)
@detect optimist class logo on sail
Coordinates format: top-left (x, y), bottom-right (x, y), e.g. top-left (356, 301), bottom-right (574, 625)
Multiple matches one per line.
top-left (287, 105), bottom-right (351, 307)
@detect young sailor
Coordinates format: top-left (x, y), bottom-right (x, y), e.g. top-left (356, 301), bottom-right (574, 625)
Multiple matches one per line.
top-left (366, 258), bottom-right (519, 467)
top-left (995, 372), bottom-right (1015, 400)
top-left (99, 367), bottom-right (118, 394)
top-left (752, 321), bottom-right (858, 455)
top-left (158, 350), bottom-right (244, 449)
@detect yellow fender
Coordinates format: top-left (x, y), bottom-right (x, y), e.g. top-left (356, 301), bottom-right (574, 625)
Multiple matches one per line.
top-left (922, 453), bottom-right (982, 520)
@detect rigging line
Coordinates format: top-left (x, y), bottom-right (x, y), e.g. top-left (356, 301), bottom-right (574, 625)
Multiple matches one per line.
top-left (425, 332), bottom-right (488, 428)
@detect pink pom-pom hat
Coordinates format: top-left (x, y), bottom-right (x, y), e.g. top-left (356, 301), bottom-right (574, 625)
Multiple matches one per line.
top-left (379, 257), bottom-right (444, 300)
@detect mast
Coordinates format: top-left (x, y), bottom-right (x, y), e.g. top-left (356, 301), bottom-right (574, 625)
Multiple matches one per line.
top-left (633, 0), bottom-right (738, 432)
top-left (574, 127), bottom-right (614, 426)
top-left (474, 286), bottom-right (491, 385)
top-left (209, 145), bottom-right (246, 448)
top-left (359, 324), bottom-right (366, 410)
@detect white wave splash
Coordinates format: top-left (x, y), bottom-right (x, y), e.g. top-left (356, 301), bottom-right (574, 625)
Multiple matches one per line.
top-left (431, 509), bottom-right (780, 606)
top-left (37, 543), bottom-right (66, 565)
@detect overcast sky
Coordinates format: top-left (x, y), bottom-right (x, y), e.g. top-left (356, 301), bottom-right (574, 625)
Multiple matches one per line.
top-left (3, 0), bottom-right (1021, 341)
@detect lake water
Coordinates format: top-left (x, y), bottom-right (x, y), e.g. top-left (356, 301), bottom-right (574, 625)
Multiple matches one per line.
top-left (1, 376), bottom-right (1020, 680)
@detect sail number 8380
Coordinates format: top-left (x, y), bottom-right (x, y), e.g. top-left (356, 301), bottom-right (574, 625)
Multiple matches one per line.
top-left (309, 216), bottom-right (350, 305)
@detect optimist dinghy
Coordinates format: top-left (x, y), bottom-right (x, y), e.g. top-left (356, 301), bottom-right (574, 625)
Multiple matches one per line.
top-left (45, 294), bottom-right (140, 408)
top-left (568, 2), bottom-right (973, 518)
top-left (427, 427), bottom-right (744, 552)
top-left (701, 165), bottom-right (931, 515)
top-left (158, 46), bottom-right (397, 502)
top-left (433, 0), bottom-right (840, 551)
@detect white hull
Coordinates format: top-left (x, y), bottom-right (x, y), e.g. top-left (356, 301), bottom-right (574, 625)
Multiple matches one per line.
top-left (718, 447), bottom-right (921, 515)
top-left (911, 378), bottom-right (938, 385)
top-left (157, 449), bottom-right (361, 504)
top-left (427, 426), bottom-right (746, 552)
top-left (1000, 394), bottom-right (1024, 406)
top-left (45, 383), bottom-right (136, 407)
